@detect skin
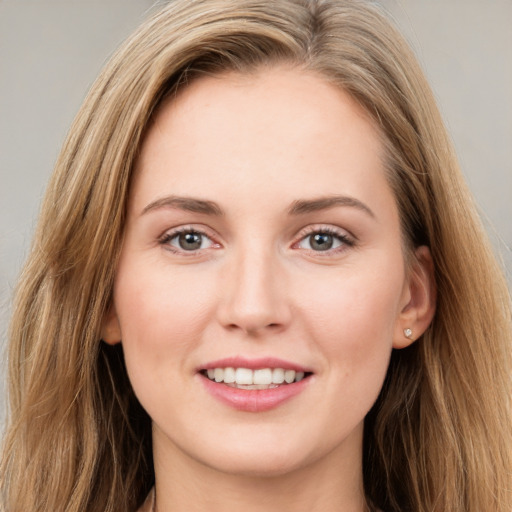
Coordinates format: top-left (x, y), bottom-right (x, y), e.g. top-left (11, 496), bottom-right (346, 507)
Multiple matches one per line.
top-left (103, 66), bottom-right (435, 512)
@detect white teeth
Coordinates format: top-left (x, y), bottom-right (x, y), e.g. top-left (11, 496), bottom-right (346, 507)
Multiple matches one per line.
top-left (272, 368), bottom-right (285, 384)
top-left (223, 367), bottom-right (236, 383)
top-left (235, 368), bottom-right (253, 385)
top-left (253, 368), bottom-right (272, 385)
top-left (204, 367), bottom-right (307, 386)
top-left (284, 370), bottom-right (296, 384)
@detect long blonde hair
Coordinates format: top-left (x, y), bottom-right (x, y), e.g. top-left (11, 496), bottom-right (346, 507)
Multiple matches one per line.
top-left (2, 1), bottom-right (511, 511)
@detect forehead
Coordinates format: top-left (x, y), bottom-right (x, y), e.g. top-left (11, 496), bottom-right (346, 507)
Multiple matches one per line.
top-left (131, 66), bottom-right (394, 220)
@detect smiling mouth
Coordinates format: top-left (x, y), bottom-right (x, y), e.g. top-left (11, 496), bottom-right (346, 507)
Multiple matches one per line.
top-left (200, 367), bottom-right (313, 389)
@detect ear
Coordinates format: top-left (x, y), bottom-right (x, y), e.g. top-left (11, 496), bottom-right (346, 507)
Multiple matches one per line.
top-left (393, 245), bottom-right (436, 349)
top-left (101, 305), bottom-right (122, 345)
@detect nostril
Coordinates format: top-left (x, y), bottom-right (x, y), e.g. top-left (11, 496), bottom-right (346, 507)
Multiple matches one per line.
top-left (224, 321), bottom-right (284, 335)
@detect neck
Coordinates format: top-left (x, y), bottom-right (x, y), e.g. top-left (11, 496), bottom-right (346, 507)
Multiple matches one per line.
top-left (152, 426), bottom-right (367, 512)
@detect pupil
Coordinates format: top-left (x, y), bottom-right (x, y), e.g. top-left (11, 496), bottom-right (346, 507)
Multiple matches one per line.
top-left (179, 232), bottom-right (202, 250)
top-left (311, 233), bottom-right (333, 251)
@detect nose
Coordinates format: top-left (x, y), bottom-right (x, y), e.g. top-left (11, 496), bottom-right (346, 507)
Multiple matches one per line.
top-left (216, 246), bottom-right (291, 335)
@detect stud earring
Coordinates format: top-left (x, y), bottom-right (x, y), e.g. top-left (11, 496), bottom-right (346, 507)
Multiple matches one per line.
top-left (404, 328), bottom-right (413, 340)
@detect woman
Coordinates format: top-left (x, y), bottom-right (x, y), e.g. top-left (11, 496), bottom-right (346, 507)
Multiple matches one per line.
top-left (1, 1), bottom-right (510, 511)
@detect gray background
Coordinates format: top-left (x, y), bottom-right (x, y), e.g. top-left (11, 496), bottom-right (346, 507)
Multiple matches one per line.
top-left (1, 0), bottom-right (511, 418)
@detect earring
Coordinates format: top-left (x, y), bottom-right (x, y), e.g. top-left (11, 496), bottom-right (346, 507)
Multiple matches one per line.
top-left (404, 328), bottom-right (413, 340)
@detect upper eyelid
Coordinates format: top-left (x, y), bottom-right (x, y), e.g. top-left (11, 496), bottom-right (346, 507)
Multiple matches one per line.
top-left (293, 224), bottom-right (354, 241)
top-left (159, 224), bottom-right (216, 240)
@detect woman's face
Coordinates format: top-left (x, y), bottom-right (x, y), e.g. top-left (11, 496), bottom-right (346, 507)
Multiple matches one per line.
top-left (105, 67), bottom-right (417, 478)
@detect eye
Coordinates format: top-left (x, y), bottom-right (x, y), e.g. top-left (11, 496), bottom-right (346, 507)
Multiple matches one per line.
top-left (296, 229), bottom-right (353, 252)
top-left (161, 228), bottom-right (216, 252)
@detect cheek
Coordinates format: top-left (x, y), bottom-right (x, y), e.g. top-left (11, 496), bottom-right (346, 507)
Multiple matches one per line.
top-left (112, 258), bottom-right (219, 397)
top-left (297, 256), bottom-right (405, 375)
top-left (114, 259), bottom-right (215, 343)
top-left (112, 259), bottom-right (220, 422)
top-left (302, 267), bottom-right (403, 336)
top-left (282, 259), bottom-right (405, 452)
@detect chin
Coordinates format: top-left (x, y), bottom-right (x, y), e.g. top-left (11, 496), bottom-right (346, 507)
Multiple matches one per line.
top-left (186, 428), bottom-right (329, 479)
top-left (201, 450), bottom-right (310, 478)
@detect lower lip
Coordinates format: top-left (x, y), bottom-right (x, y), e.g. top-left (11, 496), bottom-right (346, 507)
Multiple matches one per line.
top-left (199, 374), bottom-right (311, 412)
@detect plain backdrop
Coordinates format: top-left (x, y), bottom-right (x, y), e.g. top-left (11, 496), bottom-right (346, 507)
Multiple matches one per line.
top-left (1, 0), bottom-right (511, 419)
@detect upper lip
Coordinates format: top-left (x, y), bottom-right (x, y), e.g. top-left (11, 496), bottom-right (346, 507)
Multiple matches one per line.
top-left (198, 356), bottom-right (312, 373)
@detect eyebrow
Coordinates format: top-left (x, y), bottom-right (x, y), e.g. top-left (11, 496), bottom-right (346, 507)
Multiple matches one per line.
top-left (288, 195), bottom-right (375, 218)
top-left (141, 196), bottom-right (224, 216)
top-left (141, 194), bottom-right (375, 218)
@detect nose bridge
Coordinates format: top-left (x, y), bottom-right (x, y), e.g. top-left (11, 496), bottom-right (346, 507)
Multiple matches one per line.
top-left (218, 239), bottom-right (289, 333)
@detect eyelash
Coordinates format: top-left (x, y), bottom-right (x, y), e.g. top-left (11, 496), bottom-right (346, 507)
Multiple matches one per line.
top-left (158, 225), bottom-right (355, 256)
top-left (293, 226), bottom-right (355, 255)
top-left (158, 226), bottom-right (217, 255)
